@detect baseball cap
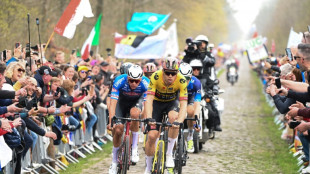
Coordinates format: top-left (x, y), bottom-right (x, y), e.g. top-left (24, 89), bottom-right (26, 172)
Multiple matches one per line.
top-left (38, 66), bottom-right (57, 77)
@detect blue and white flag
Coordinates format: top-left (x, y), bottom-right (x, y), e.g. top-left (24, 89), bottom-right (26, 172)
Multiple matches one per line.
top-left (114, 32), bottom-right (168, 59)
top-left (127, 12), bottom-right (170, 35)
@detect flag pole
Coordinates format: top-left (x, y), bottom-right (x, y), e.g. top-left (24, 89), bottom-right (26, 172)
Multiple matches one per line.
top-left (44, 31), bottom-right (55, 52)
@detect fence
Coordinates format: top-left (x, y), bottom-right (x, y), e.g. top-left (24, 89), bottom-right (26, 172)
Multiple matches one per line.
top-left (3, 103), bottom-right (111, 174)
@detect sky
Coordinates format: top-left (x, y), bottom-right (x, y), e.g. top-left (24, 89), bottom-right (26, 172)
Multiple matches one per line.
top-left (227, 0), bottom-right (271, 39)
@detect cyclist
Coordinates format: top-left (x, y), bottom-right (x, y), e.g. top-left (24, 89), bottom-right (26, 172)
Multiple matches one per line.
top-left (144, 56), bottom-right (188, 174)
top-left (179, 63), bottom-right (201, 153)
top-left (108, 65), bottom-right (150, 174)
top-left (143, 62), bottom-right (157, 79)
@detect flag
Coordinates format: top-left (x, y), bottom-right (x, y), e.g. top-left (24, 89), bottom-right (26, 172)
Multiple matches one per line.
top-left (114, 32), bottom-right (168, 59)
top-left (127, 12), bottom-right (170, 35)
top-left (287, 27), bottom-right (303, 48)
top-left (54, 0), bottom-right (94, 39)
top-left (158, 22), bottom-right (179, 57)
top-left (81, 14), bottom-right (102, 59)
top-left (114, 34), bottom-right (148, 48)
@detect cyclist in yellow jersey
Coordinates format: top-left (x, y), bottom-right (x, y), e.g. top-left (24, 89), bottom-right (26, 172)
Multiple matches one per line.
top-left (144, 57), bottom-right (188, 174)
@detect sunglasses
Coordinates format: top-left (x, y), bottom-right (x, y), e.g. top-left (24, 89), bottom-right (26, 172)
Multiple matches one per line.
top-left (185, 76), bottom-right (191, 81)
top-left (164, 71), bottom-right (177, 76)
top-left (17, 68), bottom-right (25, 73)
top-left (80, 70), bottom-right (86, 73)
top-left (129, 79), bottom-right (141, 84)
top-left (192, 67), bottom-right (201, 71)
top-left (294, 56), bottom-right (301, 60)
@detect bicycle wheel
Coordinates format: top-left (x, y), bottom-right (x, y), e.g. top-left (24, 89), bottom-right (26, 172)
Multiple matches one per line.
top-left (175, 134), bottom-right (184, 174)
top-left (121, 136), bottom-right (130, 174)
top-left (153, 142), bottom-right (164, 174)
top-left (193, 131), bottom-right (199, 153)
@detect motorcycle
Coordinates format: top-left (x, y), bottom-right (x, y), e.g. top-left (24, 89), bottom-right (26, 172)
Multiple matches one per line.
top-left (227, 66), bottom-right (238, 86)
top-left (184, 79), bottom-right (225, 153)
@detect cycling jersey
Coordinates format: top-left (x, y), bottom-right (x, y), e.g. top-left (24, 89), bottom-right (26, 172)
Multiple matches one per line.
top-left (111, 74), bottom-right (149, 101)
top-left (147, 70), bottom-right (188, 102)
top-left (187, 76), bottom-right (201, 102)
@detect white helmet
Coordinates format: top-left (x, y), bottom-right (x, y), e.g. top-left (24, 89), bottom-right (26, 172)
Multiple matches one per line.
top-left (195, 35), bottom-right (209, 43)
top-left (208, 43), bottom-right (214, 48)
top-left (189, 59), bottom-right (203, 68)
top-left (127, 65), bottom-right (143, 79)
top-left (179, 63), bottom-right (192, 78)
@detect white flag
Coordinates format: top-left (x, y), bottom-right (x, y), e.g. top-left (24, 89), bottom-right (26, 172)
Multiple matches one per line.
top-left (287, 27), bottom-right (303, 48)
top-left (159, 22), bottom-right (179, 57)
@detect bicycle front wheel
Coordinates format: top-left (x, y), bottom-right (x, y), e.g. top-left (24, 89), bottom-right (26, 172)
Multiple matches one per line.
top-left (175, 134), bottom-right (184, 174)
top-left (153, 142), bottom-right (165, 174)
top-left (121, 136), bottom-right (130, 174)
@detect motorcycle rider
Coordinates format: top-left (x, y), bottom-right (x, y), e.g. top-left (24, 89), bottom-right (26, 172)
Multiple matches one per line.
top-left (226, 58), bottom-right (239, 82)
top-left (183, 35), bottom-right (222, 131)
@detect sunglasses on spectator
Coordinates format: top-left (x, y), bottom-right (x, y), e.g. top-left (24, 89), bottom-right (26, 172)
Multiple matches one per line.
top-left (128, 79), bottom-right (141, 84)
top-left (164, 70), bottom-right (177, 76)
top-left (294, 56), bottom-right (301, 60)
top-left (17, 68), bottom-right (25, 73)
top-left (80, 70), bottom-right (86, 73)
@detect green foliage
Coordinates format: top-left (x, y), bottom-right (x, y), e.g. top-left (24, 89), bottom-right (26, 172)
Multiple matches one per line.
top-left (255, 0), bottom-right (310, 54)
top-left (0, 0), bottom-right (229, 58)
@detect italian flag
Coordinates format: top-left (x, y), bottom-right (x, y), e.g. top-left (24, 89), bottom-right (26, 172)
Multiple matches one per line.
top-left (54, 0), bottom-right (94, 39)
top-left (81, 14), bottom-right (102, 60)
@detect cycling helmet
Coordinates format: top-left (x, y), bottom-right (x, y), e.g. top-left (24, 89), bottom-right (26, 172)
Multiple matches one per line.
top-left (143, 63), bottom-right (157, 73)
top-left (120, 62), bottom-right (134, 75)
top-left (189, 59), bottom-right (203, 68)
top-left (195, 35), bottom-right (209, 44)
top-left (179, 63), bottom-right (193, 78)
top-left (162, 56), bottom-right (179, 71)
top-left (127, 65), bottom-right (143, 79)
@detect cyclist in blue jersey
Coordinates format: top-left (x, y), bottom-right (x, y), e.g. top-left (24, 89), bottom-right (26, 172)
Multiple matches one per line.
top-left (179, 63), bottom-right (202, 153)
top-left (108, 65), bottom-right (150, 174)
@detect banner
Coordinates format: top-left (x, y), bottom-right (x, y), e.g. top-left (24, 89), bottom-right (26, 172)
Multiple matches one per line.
top-left (287, 27), bottom-right (303, 48)
top-left (114, 32), bottom-right (168, 59)
top-left (127, 12), bottom-right (170, 35)
top-left (245, 36), bottom-right (268, 63)
top-left (54, 0), bottom-right (94, 39)
top-left (158, 22), bottom-right (179, 57)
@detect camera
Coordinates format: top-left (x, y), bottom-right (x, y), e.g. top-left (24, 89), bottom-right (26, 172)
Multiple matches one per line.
top-left (16, 96), bottom-right (37, 110)
top-left (25, 43), bottom-right (31, 58)
top-left (54, 87), bottom-right (61, 97)
top-left (185, 38), bottom-right (201, 53)
top-left (65, 108), bottom-right (74, 116)
top-left (288, 121), bottom-right (301, 129)
top-left (81, 87), bottom-right (88, 96)
top-left (106, 48), bottom-right (112, 56)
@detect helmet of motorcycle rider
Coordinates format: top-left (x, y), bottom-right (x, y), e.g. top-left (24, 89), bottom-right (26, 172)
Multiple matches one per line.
top-left (143, 62), bottom-right (157, 73)
top-left (195, 35), bottom-right (209, 44)
top-left (162, 56), bottom-right (179, 71)
top-left (179, 63), bottom-right (193, 80)
top-left (208, 43), bottom-right (214, 49)
top-left (127, 65), bottom-right (143, 80)
top-left (120, 62), bottom-right (134, 75)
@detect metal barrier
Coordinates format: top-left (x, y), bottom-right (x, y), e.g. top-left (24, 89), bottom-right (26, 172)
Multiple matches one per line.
top-left (2, 105), bottom-right (111, 174)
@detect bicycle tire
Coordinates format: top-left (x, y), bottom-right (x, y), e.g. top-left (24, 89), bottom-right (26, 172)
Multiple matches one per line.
top-left (154, 142), bottom-right (164, 174)
top-left (193, 131), bottom-right (199, 153)
top-left (175, 133), bottom-right (184, 174)
top-left (121, 136), bottom-right (130, 174)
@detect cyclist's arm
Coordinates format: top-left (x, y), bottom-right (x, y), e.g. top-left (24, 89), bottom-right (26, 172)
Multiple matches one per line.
top-left (109, 98), bottom-right (118, 124)
top-left (145, 94), bottom-right (154, 119)
top-left (193, 77), bottom-right (202, 116)
top-left (178, 100), bottom-right (187, 123)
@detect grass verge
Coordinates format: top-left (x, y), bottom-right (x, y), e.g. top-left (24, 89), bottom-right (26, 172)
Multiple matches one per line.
top-left (59, 142), bottom-right (113, 174)
top-left (251, 71), bottom-right (299, 173)
top-left (217, 68), bottom-right (225, 78)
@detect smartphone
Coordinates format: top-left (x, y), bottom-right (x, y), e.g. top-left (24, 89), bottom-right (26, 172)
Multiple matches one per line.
top-left (25, 43), bottom-right (31, 58)
top-left (2, 50), bottom-right (6, 61)
top-left (15, 42), bottom-right (20, 48)
top-left (74, 85), bottom-right (78, 90)
top-left (285, 48), bottom-right (293, 61)
top-left (288, 121), bottom-right (301, 129)
top-left (72, 49), bottom-right (76, 55)
top-left (308, 25), bottom-right (310, 32)
top-left (275, 78), bottom-right (281, 89)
